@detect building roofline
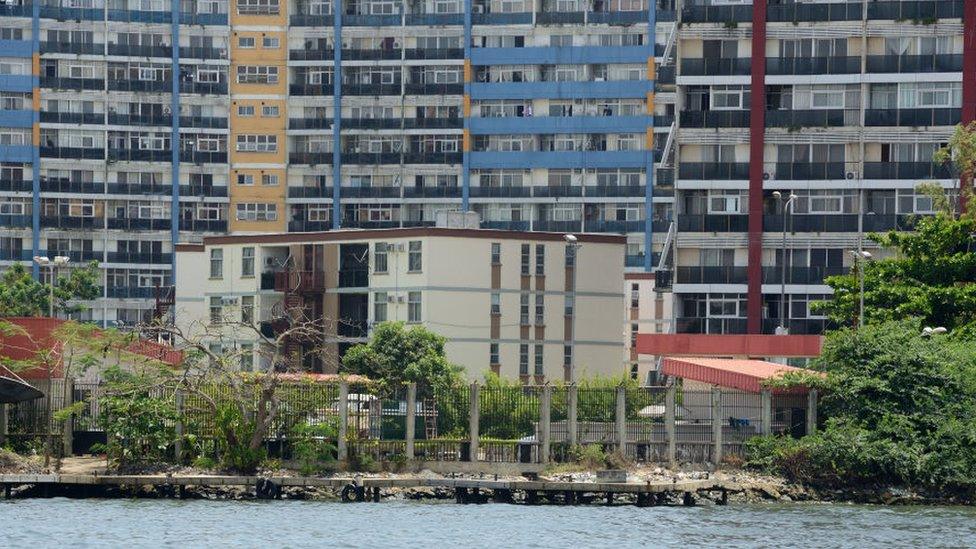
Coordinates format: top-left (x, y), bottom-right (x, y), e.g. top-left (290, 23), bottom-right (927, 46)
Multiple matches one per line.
top-left (181, 227), bottom-right (627, 247)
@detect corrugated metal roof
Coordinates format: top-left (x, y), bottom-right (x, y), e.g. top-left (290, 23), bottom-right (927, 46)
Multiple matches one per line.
top-left (661, 357), bottom-right (821, 394)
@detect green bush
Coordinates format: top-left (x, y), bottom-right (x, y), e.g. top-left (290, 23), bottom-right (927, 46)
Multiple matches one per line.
top-left (291, 422), bottom-right (338, 475)
top-left (214, 404), bottom-right (266, 474)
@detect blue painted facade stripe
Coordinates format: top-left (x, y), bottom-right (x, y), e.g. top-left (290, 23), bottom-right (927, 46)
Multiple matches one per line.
top-left (644, 1), bottom-right (657, 273)
top-left (471, 45), bottom-right (650, 65)
top-left (30, 0), bottom-right (40, 279)
top-left (171, 0), bottom-right (181, 276)
top-left (470, 150), bottom-right (650, 170)
top-left (470, 80), bottom-right (652, 101)
top-left (0, 110), bottom-right (35, 127)
top-left (0, 145), bottom-right (33, 162)
top-left (462, 0), bottom-right (472, 212)
top-left (332, 10), bottom-right (343, 229)
top-left (469, 115), bottom-right (652, 135)
top-left (0, 74), bottom-right (36, 92)
top-left (0, 39), bottom-right (33, 57)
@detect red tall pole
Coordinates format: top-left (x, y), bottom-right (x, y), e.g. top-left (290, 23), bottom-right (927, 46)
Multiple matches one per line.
top-left (747, 1), bottom-right (768, 334)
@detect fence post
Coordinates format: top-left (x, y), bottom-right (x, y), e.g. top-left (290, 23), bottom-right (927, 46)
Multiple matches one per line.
top-left (468, 383), bottom-right (479, 462)
top-left (760, 389), bottom-right (772, 436)
top-left (338, 382), bottom-right (349, 462)
top-left (405, 383), bottom-right (416, 460)
top-left (615, 385), bottom-right (626, 456)
top-left (174, 388), bottom-right (185, 463)
top-left (61, 378), bottom-right (74, 457)
top-left (539, 385), bottom-right (552, 464)
top-left (806, 389), bottom-right (818, 435)
top-left (665, 384), bottom-right (676, 468)
top-left (711, 388), bottom-right (723, 466)
top-left (566, 384), bottom-right (578, 447)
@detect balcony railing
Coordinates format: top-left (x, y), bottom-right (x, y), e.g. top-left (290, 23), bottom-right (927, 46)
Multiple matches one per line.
top-left (180, 151), bottom-right (227, 163)
top-left (0, 215), bottom-right (31, 228)
top-left (179, 82), bottom-right (227, 95)
top-left (866, 54), bottom-right (963, 73)
top-left (289, 151), bottom-right (333, 164)
top-left (108, 149), bottom-right (172, 162)
top-left (763, 214), bottom-right (859, 232)
top-left (680, 58), bottom-right (751, 76)
top-left (104, 183), bottom-right (169, 195)
top-left (287, 186), bottom-right (332, 198)
top-left (40, 216), bottom-right (100, 230)
top-left (289, 14), bottom-right (335, 26)
top-left (288, 220), bottom-right (331, 232)
top-left (770, 162), bottom-right (849, 180)
top-left (180, 184), bottom-right (228, 197)
top-left (766, 109), bottom-right (857, 128)
top-left (178, 219), bottom-right (227, 232)
top-left (864, 108), bottom-right (960, 127)
top-left (404, 13), bottom-right (463, 25)
top-left (585, 184), bottom-right (645, 197)
top-left (108, 79), bottom-right (171, 93)
top-left (677, 214), bottom-right (749, 233)
top-left (107, 44), bottom-right (172, 58)
top-left (469, 186), bottom-right (531, 198)
top-left (107, 113), bottom-right (171, 126)
top-left (766, 56), bottom-right (861, 75)
top-left (179, 47), bottom-right (227, 60)
top-left (762, 266), bottom-right (848, 285)
top-left (768, 2), bottom-right (862, 21)
top-left (274, 270), bottom-right (326, 293)
top-left (583, 219), bottom-right (648, 233)
top-left (107, 218), bottom-right (172, 231)
top-left (342, 48), bottom-right (401, 61)
top-left (340, 186), bottom-right (400, 199)
top-left (0, 179), bottom-right (32, 192)
top-left (40, 41), bottom-right (102, 55)
top-left (341, 83), bottom-right (402, 96)
top-left (41, 112), bottom-right (104, 125)
top-left (289, 118), bottom-right (333, 130)
top-left (404, 48), bottom-right (463, 60)
top-left (866, 0), bottom-right (963, 20)
top-left (863, 161), bottom-right (953, 179)
top-left (680, 110), bottom-right (750, 128)
top-left (341, 118), bottom-right (400, 130)
top-left (532, 185), bottom-right (582, 198)
top-left (341, 152), bottom-right (400, 164)
top-left (678, 162), bottom-right (750, 180)
top-left (40, 147), bottom-right (105, 159)
top-left (290, 83), bottom-right (332, 96)
top-left (404, 83), bottom-right (464, 95)
top-left (761, 318), bottom-right (830, 336)
top-left (105, 252), bottom-right (172, 264)
top-left (588, 10), bottom-right (646, 24)
top-left (533, 220), bottom-right (581, 233)
top-left (40, 76), bottom-right (104, 91)
top-left (676, 317), bottom-right (747, 335)
top-left (402, 117), bottom-right (462, 129)
top-left (681, 5), bottom-right (753, 23)
top-left (472, 12), bottom-right (533, 24)
top-left (337, 269), bottom-right (369, 288)
top-left (677, 265), bottom-right (748, 284)
top-left (289, 49), bottom-right (334, 61)
top-left (403, 186), bottom-right (461, 198)
top-left (404, 152), bottom-right (462, 164)
top-left (535, 11), bottom-right (585, 24)
top-left (40, 179), bottom-right (101, 193)
top-left (179, 116), bottom-right (228, 129)
top-left (480, 220), bottom-right (530, 230)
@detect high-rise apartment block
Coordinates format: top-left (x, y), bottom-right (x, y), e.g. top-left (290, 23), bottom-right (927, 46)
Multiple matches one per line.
top-left (2, 0), bottom-right (974, 363)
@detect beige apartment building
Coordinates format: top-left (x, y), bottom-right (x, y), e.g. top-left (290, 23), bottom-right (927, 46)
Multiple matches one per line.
top-left (174, 227), bottom-right (625, 382)
top-left (623, 272), bottom-right (672, 385)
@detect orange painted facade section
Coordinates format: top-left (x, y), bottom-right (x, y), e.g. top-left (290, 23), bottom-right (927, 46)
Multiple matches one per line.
top-left (637, 333), bottom-right (823, 359)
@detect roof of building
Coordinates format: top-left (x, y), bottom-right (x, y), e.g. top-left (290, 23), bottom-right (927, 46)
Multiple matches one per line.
top-left (637, 333), bottom-right (824, 358)
top-left (176, 227), bottom-right (626, 249)
top-left (661, 356), bottom-right (823, 394)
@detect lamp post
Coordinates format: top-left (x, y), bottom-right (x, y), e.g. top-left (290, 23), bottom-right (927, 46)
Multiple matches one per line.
top-left (33, 255), bottom-right (70, 318)
top-left (848, 250), bottom-right (872, 328)
top-left (564, 234), bottom-right (582, 382)
top-left (772, 191), bottom-right (797, 334)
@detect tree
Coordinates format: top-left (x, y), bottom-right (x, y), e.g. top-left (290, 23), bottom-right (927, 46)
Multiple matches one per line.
top-left (0, 261), bottom-right (101, 317)
top-left (341, 321), bottom-right (464, 394)
top-left (934, 121), bottom-right (976, 214)
top-left (815, 190), bottom-right (976, 333)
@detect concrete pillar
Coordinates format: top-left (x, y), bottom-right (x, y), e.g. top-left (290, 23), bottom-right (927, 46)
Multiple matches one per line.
top-left (405, 383), bottom-right (416, 460)
top-left (615, 385), bottom-right (627, 455)
top-left (806, 389), bottom-right (818, 435)
top-left (760, 389), bottom-right (772, 436)
top-left (711, 388), bottom-right (723, 466)
top-left (468, 383), bottom-right (479, 462)
top-left (174, 389), bottom-right (185, 463)
top-left (665, 384), bottom-right (676, 467)
top-left (539, 385), bottom-right (552, 464)
top-left (566, 384), bottom-right (578, 447)
top-left (61, 378), bottom-right (73, 456)
top-left (338, 382), bottom-right (349, 461)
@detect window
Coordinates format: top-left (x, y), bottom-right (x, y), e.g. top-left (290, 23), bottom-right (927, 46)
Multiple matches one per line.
top-left (564, 295), bottom-right (574, 317)
top-left (262, 36), bottom-right (279, 49)
top-left (521, 244), bottom-right (530, 275)
top-left (237, 105), bottom-right (255, 116)
top-left (374, 292), bottom-right (388, 322)
top-left (708, 193), bottom-right (741, 214)
top-left (237, 65), bottom-right (278, 84)
top-left (711, 85), bottom-right (745, 110)
top-left (630, 323), bottom-right (638, 347)
top-left (261, 174), bottom-right (278, 186)
top-left (534, 344), bottom-right (543, 376)
top-left (490, 343), bottom-right (499, 365)
top-left (262, 105), bottom-right (279, 117)
top-left (520, 293), bottom-right (530, 325)
top-left (237, 173), bottom-right (254, 185)
top-left (235, 203), bottom-right (278, 221)
top-left (241, 247), bottom-right (255, 276)
top-left (374, 242), bottom-right (388, 273)
top-left (535, 244), bottom-right (545, 276)
top-left (708, 293), bottom-right (742, 318)
top-left (238, 36), bottom-right (255, 48)
top-left (239, 343), bottom-right (253, 372)
top-left (407, 291), bottom-right (421, 322)
top-left (565, 244), bottom-right (576, 267)
top-left (519, 344), bottom-right (529, 375)
top-left (631, 282), bottom-right (640, 308)
top-left (237, 0), bottom-right (279, 14)
top-left (408, 241), bottom-right (422, 271)
top-left (491, 242), bottom-right (501, 264)
top-left (210, 248), bottom-right (223, 278)
top-left (236, 134), bottom-right (277, 152)
top-left (535, 294), bottom-right (544, 325)
top-left (491, 292), bottom-right (500, 315)
top-left (563, 345), bottom-right (572, 367)
top-left (241, 295), bottom-right (254, 323)
top-left (209, 296), bottom-right (222, 323)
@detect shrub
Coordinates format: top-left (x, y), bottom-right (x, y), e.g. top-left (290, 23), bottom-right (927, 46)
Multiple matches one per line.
top-left (291, 422), bottom-right (338, 475)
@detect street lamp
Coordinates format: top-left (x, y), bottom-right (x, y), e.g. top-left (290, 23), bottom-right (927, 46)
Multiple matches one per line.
top-left (772, 191), bottom-right (797, 335)
top-left (848, 249), bottom-right (872, 328)
top-left (33, 255), bottom-right (70, 318)
top-left (564, 234), bottom-right (582, 382)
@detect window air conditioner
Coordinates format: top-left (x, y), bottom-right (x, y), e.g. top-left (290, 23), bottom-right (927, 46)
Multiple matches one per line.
top-left (846, 171), bottom-right (857, 180)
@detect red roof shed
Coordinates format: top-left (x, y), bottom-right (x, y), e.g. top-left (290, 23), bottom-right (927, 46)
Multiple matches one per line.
top-left (661, 357), bottom-right (822, 395)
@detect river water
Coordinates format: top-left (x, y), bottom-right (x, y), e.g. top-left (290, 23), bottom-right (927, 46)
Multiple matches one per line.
top-left (3, 499), bottom-right (975, 548)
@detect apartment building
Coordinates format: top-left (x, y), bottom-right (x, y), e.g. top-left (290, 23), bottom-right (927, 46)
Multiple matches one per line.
top-left (662, 0), bottom-right (976, 337)
top-left (622, 272), bottom-right (670, 383)
top-left (0, 0), bottom-right (677, 328)
top-left (173, 227), bottom-right (625, 381)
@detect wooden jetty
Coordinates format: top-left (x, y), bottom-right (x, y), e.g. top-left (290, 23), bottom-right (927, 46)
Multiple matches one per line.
top-left (0, 473), bottom-right (731, 506)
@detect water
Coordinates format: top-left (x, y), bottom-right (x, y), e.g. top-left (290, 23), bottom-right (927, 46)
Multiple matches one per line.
top-left (3, 499), bottom-right (975, 548)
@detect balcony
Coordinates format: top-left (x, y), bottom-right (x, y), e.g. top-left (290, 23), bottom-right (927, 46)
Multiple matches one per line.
top-left (39, 5), bottom-right (105, 20)
top-left (288, 220), bottom-right (331, 232)
top-left (535, 11), bottom-right (585, 24)
top-left (768, 2), bottom-right (862, 21)
top-left (105, 252), bottom-right (172, 264)
top-left (587, 10), bottom-right (646, 24)
top-left (107, 44), bottom-right (172, 58)
top-left (866, 0), bottom-right (963, 20)
top-left (107, 218), bottom-right (172, 231)
top-left (763, 214), bottom-right (859, 232)
top-left (864, 108), bottom-right (960, 127)
top-left (680, 58), bottom-right (751, 77)
top-left (341, 83), bottom-right (401, 96)
top-left (290, 83), bottom-right (332, 96)
top-left (678, 162), bottom-right (750, 180)
top-left (40, 216), bottom-right (100, 230)
top-left (179, 219), bottom-right (227, 232)
top-left (338, 269), bottom-right (369, 288)
top-left (108, 79), bottom-right (171, 93)
top-left (657, 65), bottom-right (675, 85)
top-left (471, 12), bottom-right (533, 24)
top-left (865, 54), bottom-right (963, 73)
top-left (0, 249), bottom-right (30, 261)
top-left (469, 186), bottom-right (531, 198)
top-left (107, 113), bottom-right (171, 127)
top-left (679, 110), bottom-right (750, 128)
top-left (761, 318), bottom-right (830, 336)
top-left (287, 186), bottom-right (332, 198)
top-left (0, 179), bottom-right (32, 192)
top-left (289, 14), bottom-right (335, 26)
top-left (0, 214), bottom-right (31, 228)
top-left (585, 184), bottom-right (645, 198)
top-left (404, 13), bottom-right (463, 25)
top-left (43, 249), bottom-right (102, 262)
top-left (677, 266), bottom-right (748, 284)
top-left (273, 270), bottom-right (326, 293)
top-left (289, 49), bottom-right (334, 61)
top-left (289, 118), bottom-right (333, 130)
top-left (677, 214), bottom-right (749, 232)
top-left (108, 149), bottom-right (172, 162)
top-left (343, 220), bottom-right (400, 229)
top-left (404, 48), bottom-right (463, 60)
top-left (0, 3), bottom-right (31, 16)
top-left (107, 8), bottom-right (171, 23)
top-left (342, 48), bottom-right (401, 61)
top-left (180, 151), bottom-right (227, 163)
top-left (40, 41), bottom-right (103, 55)
top-left (341, 186), bottom-right (400, 199)
top-left (771, 162), bottom-right (848, 180)
top-left (402, 117), bottom-right (462, 129)
top-left (180, 184), bottom-right (227, 197)
top-left (480, 220), bottom-right (530, 230)
top-left (179, 12), bottom-right (228, 25)
top-left (41, 111), bottom-right (104, 125)
top-left (404, 152), bottom-right (462, 164)
top-left (40, 147), bottom-right (104, 160)
top-left (766, 56), bottom-right (861, 75)
top-left (863, 162), bottom-right (953, 179)
top-left (404, 83), bottom-right (464, 95)
top-left (107, 287), bottom-right (155, 299)
top-left (532, 185), bottom-right (582, 198)
top-left (39, 76), bottom-right (104, 91)
top-left (40, 179), bottom-right (102, 193)
top-left (289, 151), bottom-right (333, 164)
top-left (861, 213), bottom-right (923, 232)
top-left (341, 118), bottom-right (400, 130)
top-left (105, 183), bottom-right (168, 195)
top-left (583, 219), bottom-right (647, 233)
top-left (403, 186), bottom-right (461, 198)
top-left (179, 116), bottom-right (227, 129)
top-left (762, 266), bottom-right (848, 285)
top-left (533, 220), bottom-right (581, 233)
top-left (343, 13), bottom-right (401, 26)
top-left (681, 5), bottom-right (752, 23)
top-left (766, 109), bottom-right (855, 128)
top-left (340, 152), bottom-right (400, 164)
top-left (676, 317), bottom-right (747, 335)
top-left (179, 47), bottom-right (227, 60)
top-left (179, 82), bottom-right (227, 95)
top-left (337, 319), bottom-right (369, 339)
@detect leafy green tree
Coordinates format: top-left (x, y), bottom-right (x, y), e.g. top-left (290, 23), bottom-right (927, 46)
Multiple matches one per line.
top-left (0, 261), bottom-right (101, 317)
top-left (341, 321), bottom-right (464, 394)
